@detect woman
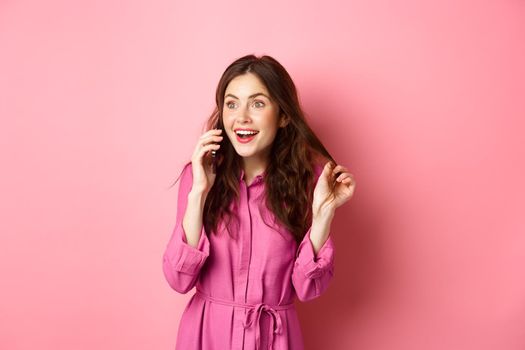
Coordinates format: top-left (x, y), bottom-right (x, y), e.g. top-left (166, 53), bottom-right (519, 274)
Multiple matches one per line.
top-left (162, 54), bottom-right (356, 350)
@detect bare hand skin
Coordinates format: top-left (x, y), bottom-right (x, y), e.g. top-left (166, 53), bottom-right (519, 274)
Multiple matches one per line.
top-left (312, 161), bottom-right (356, 219)
top-left (182, 129), bottom-right (223, 248)
top-left (309, 161), bottom-right (356, 255)
top-left (190, 128), bottom-right (223, 195)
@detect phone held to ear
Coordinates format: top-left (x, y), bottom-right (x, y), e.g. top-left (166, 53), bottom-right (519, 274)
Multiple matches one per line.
top-left (211, 149), bottom-right (218, 174)
top-left (211, 121), bottom-right (222, 174)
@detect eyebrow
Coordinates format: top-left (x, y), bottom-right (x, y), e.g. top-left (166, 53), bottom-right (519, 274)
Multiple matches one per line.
top-left (225, 92), bottom-right (271, 100)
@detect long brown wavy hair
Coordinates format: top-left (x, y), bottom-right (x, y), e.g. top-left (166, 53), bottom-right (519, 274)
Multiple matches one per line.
top-left (169, 54), bottom-right (339, 244)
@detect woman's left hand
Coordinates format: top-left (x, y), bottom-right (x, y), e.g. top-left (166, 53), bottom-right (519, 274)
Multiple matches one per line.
top-left (312, 161), bottom-right (356, 218)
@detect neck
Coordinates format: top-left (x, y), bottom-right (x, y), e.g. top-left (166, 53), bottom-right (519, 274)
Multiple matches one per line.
top-left (241, 156), bottom-right (267, 180)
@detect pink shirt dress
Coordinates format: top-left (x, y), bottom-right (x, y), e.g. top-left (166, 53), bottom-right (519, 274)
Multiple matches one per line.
top-left (162, 163), bottom-right (335, 350)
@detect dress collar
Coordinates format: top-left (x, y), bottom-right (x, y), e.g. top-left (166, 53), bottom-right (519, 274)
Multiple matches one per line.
top-left (239, 168), bottom-right (266, 185)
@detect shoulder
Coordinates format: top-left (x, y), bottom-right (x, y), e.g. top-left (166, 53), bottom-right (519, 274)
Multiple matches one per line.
top-left (181, 161), bottom-right (192, 177)
top-left (178, 161), bottom-right (193, 188)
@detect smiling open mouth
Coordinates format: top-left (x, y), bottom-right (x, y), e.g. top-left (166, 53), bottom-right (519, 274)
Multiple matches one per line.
top-left (235, 131), bottom-right (259, 143)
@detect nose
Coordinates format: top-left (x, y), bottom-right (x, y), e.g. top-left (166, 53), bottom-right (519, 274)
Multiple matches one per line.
top-left (236, 104), bottom-right (252, 124)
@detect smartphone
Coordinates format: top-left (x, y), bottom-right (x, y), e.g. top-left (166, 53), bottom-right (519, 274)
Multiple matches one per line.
top-left (211, 119), bottom-right (222, 174)
top-left (211, 150), bottom-right (218, 174)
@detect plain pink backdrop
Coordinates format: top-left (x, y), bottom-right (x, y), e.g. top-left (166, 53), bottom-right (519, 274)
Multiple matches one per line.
top-left (1, 0), bottom-right (524, 349)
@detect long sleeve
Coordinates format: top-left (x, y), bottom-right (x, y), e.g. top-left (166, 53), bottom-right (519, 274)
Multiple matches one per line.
top-left (291, 227), bottom-right (335, 301)
top-left (162, 163), bottom-right (210, 294)
top-left (291, 161), bottom-right (335, 301)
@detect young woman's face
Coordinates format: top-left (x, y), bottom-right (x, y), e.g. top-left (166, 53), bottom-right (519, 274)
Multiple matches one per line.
top-left (222, 73), bottom-right (282, 166)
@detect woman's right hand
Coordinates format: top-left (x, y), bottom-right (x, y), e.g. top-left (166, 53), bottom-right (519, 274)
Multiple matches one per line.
top-left (190, 128), bottom-right (223, 195)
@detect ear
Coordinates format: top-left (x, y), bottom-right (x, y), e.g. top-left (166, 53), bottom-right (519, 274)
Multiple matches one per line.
top-left (279, 113), bottom-right (289, 128)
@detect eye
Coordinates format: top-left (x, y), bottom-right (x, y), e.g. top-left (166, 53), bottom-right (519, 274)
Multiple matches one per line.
top-left (225, 101), bottom-right (236, 109)
top-left (253, 100), bottom-right (265, 108)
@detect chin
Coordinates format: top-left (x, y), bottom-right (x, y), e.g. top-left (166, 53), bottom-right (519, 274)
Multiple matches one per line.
top-left (234, 149), bottom-right (256, 158)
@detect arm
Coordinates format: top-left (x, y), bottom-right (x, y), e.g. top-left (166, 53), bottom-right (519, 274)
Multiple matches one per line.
top-left (291, 164), bottom-right (336, 302)
top-left (162, 164), bottom-right (210, 294)
top-left (291, 212), bottom-right (335, 302)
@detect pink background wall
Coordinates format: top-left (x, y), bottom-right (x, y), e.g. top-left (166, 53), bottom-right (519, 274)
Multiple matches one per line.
top-left (1, 0), bottom-right (524, 349)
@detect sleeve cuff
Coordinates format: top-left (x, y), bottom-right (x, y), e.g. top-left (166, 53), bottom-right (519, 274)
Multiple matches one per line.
top-left (172, 224), bottom-right (209, 275)
top-left (295, 228), bottom-right (335, 279)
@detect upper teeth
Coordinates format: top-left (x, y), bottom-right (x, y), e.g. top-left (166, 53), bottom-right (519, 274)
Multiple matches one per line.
top-left (236, 130), bottom-right (258, 135)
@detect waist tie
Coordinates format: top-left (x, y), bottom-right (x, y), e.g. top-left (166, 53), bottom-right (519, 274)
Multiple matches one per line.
top-left (195, 289), bottom-right (294, 350)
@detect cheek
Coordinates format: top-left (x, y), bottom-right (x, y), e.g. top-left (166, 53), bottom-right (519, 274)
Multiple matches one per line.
top-left (222, 112), bottom-right (234, 124)
top-left (221, 116), bottom-right (232, 131)
top-left (262, 116), bottom-right (280, 135)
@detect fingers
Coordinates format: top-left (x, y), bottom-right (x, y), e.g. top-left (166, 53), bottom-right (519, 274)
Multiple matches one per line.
top-left (323, 162), bottom-right (348, 177)
top-left (199, 134), bottom-right (223, 148)
top-left (192, 129), bottom-right (223, 164)
top-left (337, 175), bottom-right (356, 189)
top-left (336, 172), bottom-right (354, 182)
top-left (199, 128), bottom-right (222, 140)
top-left (332, 164), bottom-right (348, 174)
top-left (322, 161), bottom-right (336, 178)
top-left (198, 143), bottom-right (221, 159)
top-left (195, 129), bottom-right (223, 154)
top-left (327, 162), bottom-right (355, 185)
top-left (199, 129), bottom-right (223, 145)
